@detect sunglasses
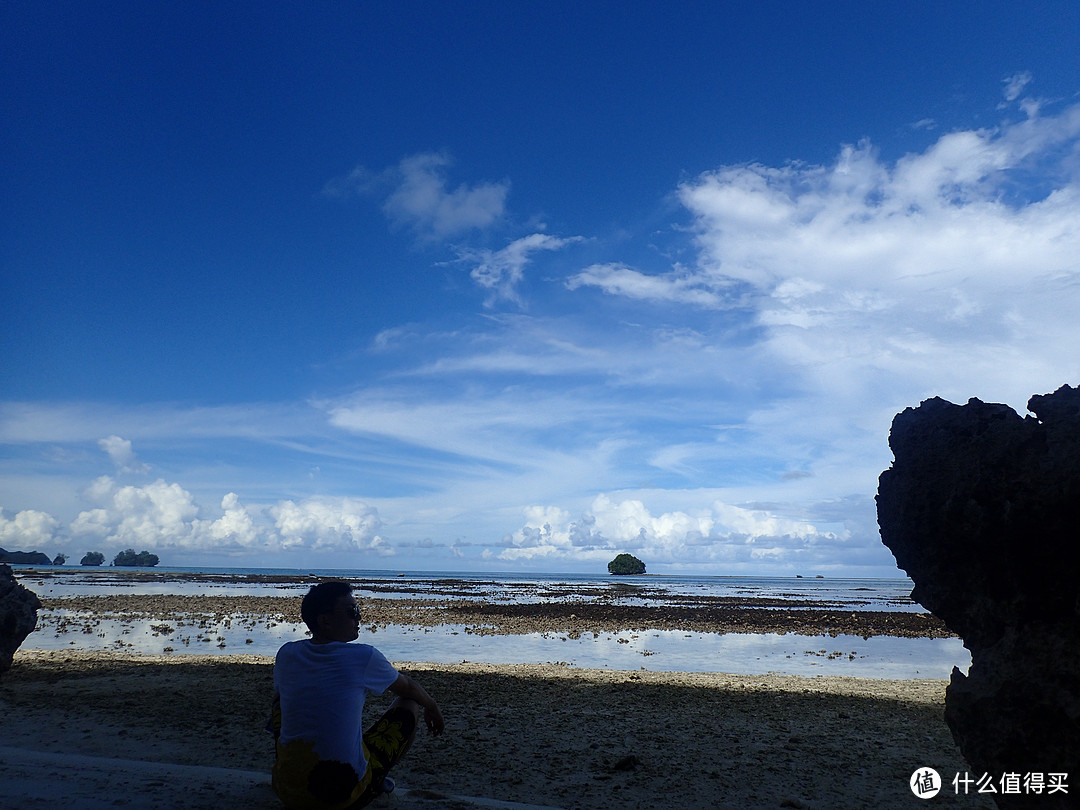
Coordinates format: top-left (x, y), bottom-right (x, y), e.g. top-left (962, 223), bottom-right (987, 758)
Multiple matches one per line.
top-left (348, 603), bottom-right (361, 620)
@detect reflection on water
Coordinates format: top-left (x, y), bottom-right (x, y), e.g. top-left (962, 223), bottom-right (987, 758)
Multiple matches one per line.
top-left (26, 612), bottom-right (969, 680)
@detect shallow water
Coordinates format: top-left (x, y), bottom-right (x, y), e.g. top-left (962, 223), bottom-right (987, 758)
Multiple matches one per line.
top-left (26, 611), bottom-right (970, 680)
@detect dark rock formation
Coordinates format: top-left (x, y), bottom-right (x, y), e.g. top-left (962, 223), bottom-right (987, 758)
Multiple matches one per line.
top-left (877, 385), bottom-right (1079, 807)
top-left (0, 562), bottom-right (41, 678)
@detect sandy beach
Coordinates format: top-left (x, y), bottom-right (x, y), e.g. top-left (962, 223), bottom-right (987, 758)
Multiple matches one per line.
top-left (1, 648), bottom-right (990, 809)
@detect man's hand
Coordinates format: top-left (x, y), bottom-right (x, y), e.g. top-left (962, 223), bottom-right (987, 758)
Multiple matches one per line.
top-left (423, 703), bottom-right (445, 736)
top-left (390, 672), bottom-right (445, 737)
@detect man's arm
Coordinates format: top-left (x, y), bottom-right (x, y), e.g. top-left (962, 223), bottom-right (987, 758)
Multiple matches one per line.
top-left (388, 672), bottom-right (445, 736)
top-left (266, 690), bottom-right (281, 739)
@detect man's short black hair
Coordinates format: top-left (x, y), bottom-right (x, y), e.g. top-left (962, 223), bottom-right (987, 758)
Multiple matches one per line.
top-left (300, 580), bottom-right (353, 633)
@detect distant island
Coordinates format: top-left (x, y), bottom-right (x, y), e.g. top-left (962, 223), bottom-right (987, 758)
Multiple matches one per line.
top-left (607, 553), bottom-right (646, 575)
top-left (0, 546), bottom-right (54, 565)
top-left (0, 547), bottom-right (161, 567)
top-left (112, 548), bottom-right (160, 567)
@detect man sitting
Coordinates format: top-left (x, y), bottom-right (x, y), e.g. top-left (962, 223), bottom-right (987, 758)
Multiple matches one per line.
top-left (271, 580), bottom-right (445, 809)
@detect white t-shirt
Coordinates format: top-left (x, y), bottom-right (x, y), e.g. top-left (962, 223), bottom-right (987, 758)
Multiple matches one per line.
top-left (274, 640), bottom-right (399, 777)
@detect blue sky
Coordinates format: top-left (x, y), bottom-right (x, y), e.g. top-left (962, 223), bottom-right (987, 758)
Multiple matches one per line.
top-left (3, 2), bottom-right (1079, 575)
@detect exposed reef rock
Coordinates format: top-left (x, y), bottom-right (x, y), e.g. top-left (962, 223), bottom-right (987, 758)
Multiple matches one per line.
top-left (877, 385), bottom-right (1079, 807)
top-left (1, 563), bottom-right (41, 678)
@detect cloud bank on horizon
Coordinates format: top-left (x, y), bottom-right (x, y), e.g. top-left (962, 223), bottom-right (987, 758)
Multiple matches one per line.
top-left (3, 5), bottom-right (1079, 576)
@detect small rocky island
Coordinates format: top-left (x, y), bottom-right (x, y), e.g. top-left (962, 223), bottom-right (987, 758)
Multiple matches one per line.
top-left (0, 547), bottom-right (53, 565)
top-left (607, 553), bottom-right (646, 575)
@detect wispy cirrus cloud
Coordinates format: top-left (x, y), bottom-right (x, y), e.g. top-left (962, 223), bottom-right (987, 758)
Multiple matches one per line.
top-left (1002, 70), bottom-right (1033, 103)
top-left (458, 233), bottom-right (584, 307)
top-left (566, 262), bottom-right (732, 308)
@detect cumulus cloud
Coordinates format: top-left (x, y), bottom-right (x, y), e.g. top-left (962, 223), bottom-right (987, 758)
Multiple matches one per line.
top-left (499, 494), bottom-right (843, 568)
top-left (205, 492), bottom-right (260, 547)
top-left (0, 508), bottom-right (59, 547)
top-left (462, 233), bottom-right (583, 306)
top-left (271, 497), bottom-right (387, 553)
top-left (64, 473), bottom-right (389, 554)
top-left (498, 504), bottom-right (581, 561)
top-left (384, 152), bottom-right (508, 239)
top-left (71, 476), bottom-right (202, 549)
top-left (98, 435), bottom-right (150, 474)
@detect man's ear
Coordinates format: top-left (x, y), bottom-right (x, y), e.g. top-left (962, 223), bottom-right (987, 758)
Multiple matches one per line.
top-left (316, 613), bottom-right (333, 634)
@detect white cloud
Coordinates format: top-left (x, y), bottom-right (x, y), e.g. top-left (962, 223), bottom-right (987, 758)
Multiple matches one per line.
top-left (205, 492), bottom-right (260, 547)
top-left (71, 477), bottom-right (202, 549)
top-left (498, 494), bottom-right (848, 569)
top-left (383, 152), bottom-right (508, 238)
top-left (462, 233), bottom-right (583, 306)
top-left (98, 435), bottom-right (150, 474)
top-left (568, 102), bottom-right (1080, 413)
top-left (1002, 71), bottom-right (1033, 102)
top-left (566, 263), bottom-right (729, 308)
top-left (0, 508), bottom-right (59, 548)
top-left (63, 473), bottom-right (387, 555)
top-left (0, 401), bottom-right (319, 445)
top-left (498, 504), bottom-right (578, 561)
top-left (0, 445), bottom-right (399, 559)
top-left (323, 385), bottom-right (617, 467)
top-left (68, 477), bottom-right (256, 551)
top-left (271, 497), bottom-right (386, 553)
top-left (6, 102), bottom-right (1077, 577)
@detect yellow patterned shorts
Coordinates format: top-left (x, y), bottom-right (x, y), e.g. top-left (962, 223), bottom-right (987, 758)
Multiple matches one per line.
top-left (272, 704), bottom-right (417, 810)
